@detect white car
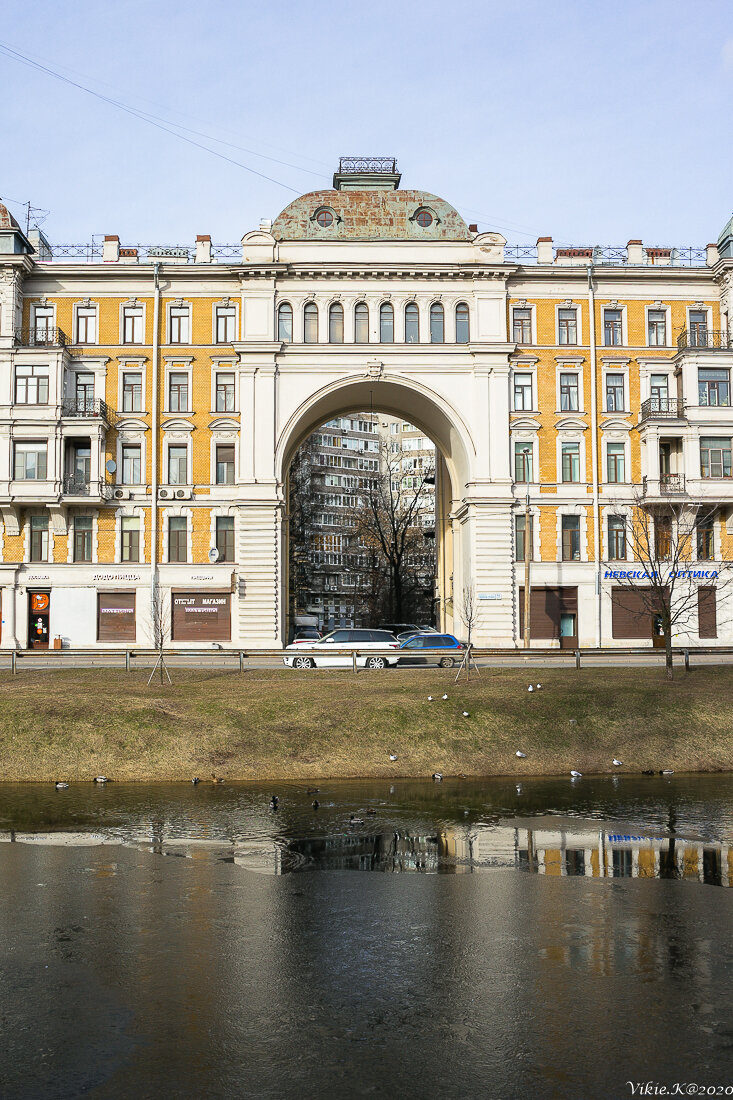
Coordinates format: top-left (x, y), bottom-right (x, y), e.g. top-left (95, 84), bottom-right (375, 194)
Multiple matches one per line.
top-left (283, 628), bottom-right (400, 669)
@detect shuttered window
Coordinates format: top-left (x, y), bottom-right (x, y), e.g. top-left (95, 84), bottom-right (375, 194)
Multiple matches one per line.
top-left (518, 587), bottom-right (577, 640)
top-left (698, 587), bottom-right (717, 638)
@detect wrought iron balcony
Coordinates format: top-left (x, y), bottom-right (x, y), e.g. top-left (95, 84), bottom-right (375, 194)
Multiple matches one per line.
top-left (677, 329), bottom-right (732, 351)
top-left (61, 398), bottom-right (112, 423)
top-left (639, 397), bottom-right (685, 422)
top-left (338, 156), bottom-right (397, 174)
top-left (18, 326), bottom-right (69, 347)
top-left (63, 476), bottom-right (114, 499)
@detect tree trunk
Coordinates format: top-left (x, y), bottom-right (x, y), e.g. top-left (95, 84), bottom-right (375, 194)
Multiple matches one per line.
top-left (393, 563), bottom-right (403, 621)
top-left (664, 629), bottom-right (674, 680)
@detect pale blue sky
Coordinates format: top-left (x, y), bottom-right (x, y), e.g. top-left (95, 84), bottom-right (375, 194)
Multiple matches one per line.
top-left (2, 0), bottom-right (733, 247)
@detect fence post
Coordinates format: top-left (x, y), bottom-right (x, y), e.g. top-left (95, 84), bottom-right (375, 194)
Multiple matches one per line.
top-left (575, 649), bottom-right (581, 670)
top-left (684, 648), bottom-right (690, 673)
top-left (239, 650), bottom-right (244, 675)
top-left (11, 650), bottom-right (17, 675)
top-left (125, 650), bottom-right (131, 672)
top-left (353, 649), bottom-right (358, 674)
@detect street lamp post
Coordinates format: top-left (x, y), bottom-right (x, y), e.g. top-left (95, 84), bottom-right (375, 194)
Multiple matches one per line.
top-left (522, 449), bottom-right (531, 650)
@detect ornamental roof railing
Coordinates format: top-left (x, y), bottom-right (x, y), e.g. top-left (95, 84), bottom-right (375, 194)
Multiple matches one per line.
top-left (338, 156), bottom-right (398, 174)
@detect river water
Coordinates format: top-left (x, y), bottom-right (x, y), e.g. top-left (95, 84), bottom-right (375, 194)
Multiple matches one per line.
top-left (1, 774), bottom-right (732, 1099)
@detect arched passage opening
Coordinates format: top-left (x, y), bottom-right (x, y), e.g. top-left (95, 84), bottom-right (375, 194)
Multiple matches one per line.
top-left (276, 377), bottom-right (475, 643)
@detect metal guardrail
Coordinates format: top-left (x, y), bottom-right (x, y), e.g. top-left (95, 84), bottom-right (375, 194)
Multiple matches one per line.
top-left (677, 329), bottom-right (732, 351)
top-left (61, 398), bottom-right (113, 422)
top-left (504, 245), bottom-right (709, 266)
top-left (18, 326), bottom-right (68, 347)
top-left (639, 397), bottom-right (685, 421)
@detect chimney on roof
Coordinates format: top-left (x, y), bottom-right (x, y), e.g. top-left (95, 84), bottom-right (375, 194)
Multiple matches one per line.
top-left (536, 236), bottom-right (553, 264)
top-left (195, 234), bottom-right (212, 263)
top-left (468, 223), bottom-right (478, 234)
top-left (102, 235), bottom-right (119, 263)
top-left (626, 239), bottom-right (644, 264)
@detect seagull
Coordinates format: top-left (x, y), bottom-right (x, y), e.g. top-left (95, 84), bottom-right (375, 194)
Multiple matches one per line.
top-left (570, 770), bottom-right (582, 778)
top-left (612, 759), bottom-right (623, 767)
top-left (432, 772), bottom-right (443, 781)
top-left (442, 694), bottom-right (448, 700)
top-left (312, 799), bottom-right (320, 810)
top-left (389, 753), bottom-right (398, 762)
top-left (54, 781), bottom-right (69, 790)
top-left (93, 776), bottom-right (109, 784)
top-left (536, 684), bottom-right (542, 690)
top-left (191, 777), bottom-right (200, 784)
top-left (462, 711), bottom-right (470, 718)
top-left (270, 795), bottom-right (279, 810)
top-left (427, 695), bottom-right (433, 701)
top-left (515, 751), bottom-right (527, 758)
top-left (528, 685), bottom-right (534, 692)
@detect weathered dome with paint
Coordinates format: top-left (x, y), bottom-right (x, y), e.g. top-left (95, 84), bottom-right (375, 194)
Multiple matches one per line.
top-left (0, 201), bottom-right (21, 231)
top-left (271, 158), bottom-right (470, 242)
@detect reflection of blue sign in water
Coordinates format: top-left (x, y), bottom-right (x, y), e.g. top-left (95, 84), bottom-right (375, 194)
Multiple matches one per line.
top-left (602, 569), bottom-right (718, 581)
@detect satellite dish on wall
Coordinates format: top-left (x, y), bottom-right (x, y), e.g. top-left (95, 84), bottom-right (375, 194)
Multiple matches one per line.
top-left (208, 548), bottom-right (220, 562)
top-left (106, 459), bottom-right (117, 474)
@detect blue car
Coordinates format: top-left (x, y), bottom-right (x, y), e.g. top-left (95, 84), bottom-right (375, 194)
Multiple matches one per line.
top-left (398, 632), bottom-right (465, 668)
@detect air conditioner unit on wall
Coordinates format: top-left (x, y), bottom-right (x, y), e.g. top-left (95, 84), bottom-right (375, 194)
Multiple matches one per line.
top-left (175, 488), bottom-right (191, 499)
top-left (159, 488), bottom-right (169, 498)
top-left (113, 488), bottom-right (129, 500)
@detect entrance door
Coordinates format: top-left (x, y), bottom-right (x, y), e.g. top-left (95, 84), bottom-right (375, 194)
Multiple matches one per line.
top-left (66, 442), bottom-right (91, 495)
top-left (559, 612), bottom-right (577, 650)
top-left (28, 592), bottom-right (50, 649)
top-left (652, 614), bottom-right (666, 648)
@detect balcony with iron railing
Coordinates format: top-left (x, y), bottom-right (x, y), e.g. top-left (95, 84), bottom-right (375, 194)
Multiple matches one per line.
top-left (17, 327), bottom-right (69, 347)
top-left (62, 475), bottom-right (114, 500)
top-left (642, 473), bottom-right (686, 497)
top-left (677, 330), bottom-right (733, 351)
top-left (639, 397), bottom-right (686, 423)
top-left (61, 398), bottom-right (113, 424)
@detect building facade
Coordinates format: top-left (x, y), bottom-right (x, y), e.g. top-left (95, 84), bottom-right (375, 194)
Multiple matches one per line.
top-left (1, 157), bottom-right (732, 649)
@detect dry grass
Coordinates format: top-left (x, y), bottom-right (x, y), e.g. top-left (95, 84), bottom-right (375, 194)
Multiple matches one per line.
top-left (0, 665), bottom-right (731, 782)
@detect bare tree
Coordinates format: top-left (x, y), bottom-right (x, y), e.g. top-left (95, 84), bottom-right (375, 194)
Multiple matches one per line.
top-left (354, 440), bottom-right (436, 622)
top-left (455, 581), bottom-right (481, 682)
top-left (603, 492), bottom-right (732, 679)
top-left (148, 577), bottom-right (172, 686)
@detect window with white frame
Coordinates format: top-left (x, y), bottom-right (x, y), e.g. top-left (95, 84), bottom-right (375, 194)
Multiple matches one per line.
top-left (122, 371), bottom-right (142, 412)
top-left (700, 437), bottom-right (732, 479)
top-left (277, 302), bottom-right (293, 342)
top-left (512, 308), bottom-right (532, 343)
top-left (608, 514), bottom-right (626, 560)
top-left (75, 306), bottom-right (97, 344)
top-left (121, 444), bottom-right (141, 484)
top-left (168, 371), bottom-right (189, 411)
top-left (430, 302), bottom-right (444, 343)
top-left (559, 372), bottom-right (579, 411)
top-left (405, 302), bottom-right (419, 344)
top-left (698, 368), bottom-right (730, 407)
top-left (75, 372), bottom-right (95, 409)
top-left (33, 305), bottom-right (54, 340)
top-left (215, 443), bottom-right (235, 484)
top-left (167, 445), bottom-right (188, 485)
top-left (355, 302), bottom-right (369, 343)
top-left (647, 309), bottom-right (667, 346)
top-left (650, 373), bottom-right (669, 410)
top-left (168, 515), bottom-right (187, 562)
top-left (603, 309), bottom-right (622, 346)
top-left (561, 515), bottom-right (581, 561)
top-left (515, 514), bottom-right (533, 561)
top-left (561, 442), bottom-right (580, 482)
top-left (215, 372), bottom-right (235, 412)
top-left (169, 305), bottom-right (190, 344)
top-left (455, 302), bottom-right (470, 343)
top-left (329, 302), bottom-right (344, 344)
top-left (122, 305), bottom-right (143, 344)
top-left (121, 515), bottom-right (140, 562)
top-left (606, 442), bottom-right (626, 483)
top-left (15, 365), bottom-right (48, 404)
top-left (216, 516), bottom-right (234, 562)
top-left (304, 302), bottom-right (318, 343)
top-left (215, 305), bottom-right (236, 343)
top-left (14, 441), bottom-right (47, 480)
top-left (73, 516), bottom-right (93, 562)
top-left (513, 373), bottom-right (533, 410)
top-left (605, 373), bottom-right (625, 412)
top-left (688, 309), bottom-right (708, 347)
top-left (380, 302), bottom-right (394, 343)
top-left (558, 308), bottom-right (577, 345)
top-left (514, 441), bottom-right (533, 482)
top-left (30, 515), bottom-right (49, 562)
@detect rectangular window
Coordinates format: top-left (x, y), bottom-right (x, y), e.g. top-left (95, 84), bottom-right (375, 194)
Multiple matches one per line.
top-left (558, 308), bottom-right (577, 345)
top-left (169, 307), bottom-right (190, 344)
top-left (606, 443), bottom-right (625, 483)
top-left (167, 445), bottom-right (188, 485)
top-left (655, 517), bottom-right (671, 560)
top-left (168, 372), bottom-right (189, 412)
top-left (608, 515), bottom-right (626, 560)
top-left (33, 306), bottom-right (53, 340)
top-left (515, 514), bottom-right (533, 561)
top-left (215, 306), bottom-right (236, 343)
top-left (603, 309), bottom-right (622, 346)
top-left (75, 307), bottom-right (97, 344)
top-left (121, 444), bottom-right (141, 484)
top-left (14, 442), bottom-right (47, 480)
top-left (123, 306), bottom-right (143, 344)
top-left (121, 516), bottom-right (140, 563)
top-left (513, 374), bottom-right (533, 410)
top-left (215, 372), bottom-right (235, 412)
top-left (512, 308), bottom-right (532, 343)
top-left (700, 437), bottom-right (732, 479)
top-left (562, 515), bottom-right (581, 561)
top-left (168, 515), bottom-right (187, 563)
top-left (647, 310), bottom-right (666, 346)
top-left (697, 519), bottom-right (714, 560)
top-left (216, 516), bottom-right (234, 563)
top-left (122, 372), bottom-right (142, 412)
top-left (689, 310), bottom-right (708, 347)
top-left (698, 368), bottom-right (730, 407)
top-left (514, 442), bottom-right (533, 483)
top-left (650, 374), bottom-right (668, 410)
top-left (30, 515), bottom-right (49, 562)
top-left (605, 373), bottom-right (625, 412)
top-left (15, 365), bottom-right (49, 405)
top-left (559, 373), bottom-right (579, 411)
top-left (561, 443), bottom-right (580, 482)
top-left (73, 515), bottom-right (93, 562)
top-left (75, 372), bottom-right (95, 410)
top-left (215, 444), bottom-right (235, 485)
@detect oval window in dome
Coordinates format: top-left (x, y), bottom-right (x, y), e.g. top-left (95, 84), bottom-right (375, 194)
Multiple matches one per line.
top-left (416, 209), bottom-right (433, 228)
top-left (316, 209), bottom-right (334, 228)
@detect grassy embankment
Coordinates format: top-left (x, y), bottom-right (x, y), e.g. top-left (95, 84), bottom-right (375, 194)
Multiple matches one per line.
top-left (0, 665), bottom-right (732, 782)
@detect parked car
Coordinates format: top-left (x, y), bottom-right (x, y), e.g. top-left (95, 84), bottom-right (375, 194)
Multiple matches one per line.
top-left (379, 623), bottom-right (420, 637)
top-left (283, 628), bottom-right (400, 669)
top-left (398, 632), bottom-right (465, 668)
top-left (291, 627), bottom-right (323, 644)
top-left (396, 629), bottom-right (422, 642)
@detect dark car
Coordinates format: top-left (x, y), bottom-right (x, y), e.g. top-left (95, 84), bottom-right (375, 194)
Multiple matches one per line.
top-left (398, 632), bottom-right (465, 668)
top-left (379, 623), bottom-right (420, 637)
top-left (291, 626), bottom-right (323, 644)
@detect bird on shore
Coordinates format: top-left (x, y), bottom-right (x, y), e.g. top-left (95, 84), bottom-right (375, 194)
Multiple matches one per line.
top-left (442, 694), bottom-right (448, 700)
top-left (612, 759), bottom-right (623, 767)
top-left (211, 774), bottom-right (224, 784)
top-left (515, 751), bottom-right (527, 759)
top-left (432, 772), bottom-right (443, 781)
top-left (312, 799), bottom-right (320, 810)
top-left (661, 769), bottom-right (674, 775)
top-left (191, 777), bottom-right (200, 785)
top-left (349, 814), bottom-right (364, 825)
top-left (528, 685), bottom-right (534, 693)
top-left (55, 781), bottom-right (69, 790)
top-left (536, 684), bottom-right (542, 690)
top-left (270, 795), bottom-right (279, 810)
top-left (570, 770), bottom-right (582, 778)
top-left (93, 776), bottom-right (109, 784)
top-left (389, 753), bottom-right (398, 762)
top-left (462, 711), bottom-right (470, 718)
top-left (427, 695), bottom-right (433, 701)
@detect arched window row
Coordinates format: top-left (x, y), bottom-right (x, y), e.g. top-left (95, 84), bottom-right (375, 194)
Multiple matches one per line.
top-left (277, 301), bottom-right (470, 345)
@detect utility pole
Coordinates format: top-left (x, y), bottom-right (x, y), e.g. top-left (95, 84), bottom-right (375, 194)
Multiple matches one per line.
top-left (523, 449), bottom-right (531, 649)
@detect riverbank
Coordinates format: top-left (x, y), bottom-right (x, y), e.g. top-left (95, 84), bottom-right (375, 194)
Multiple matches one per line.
top-left (1, 665), bottom-right (732, 782)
